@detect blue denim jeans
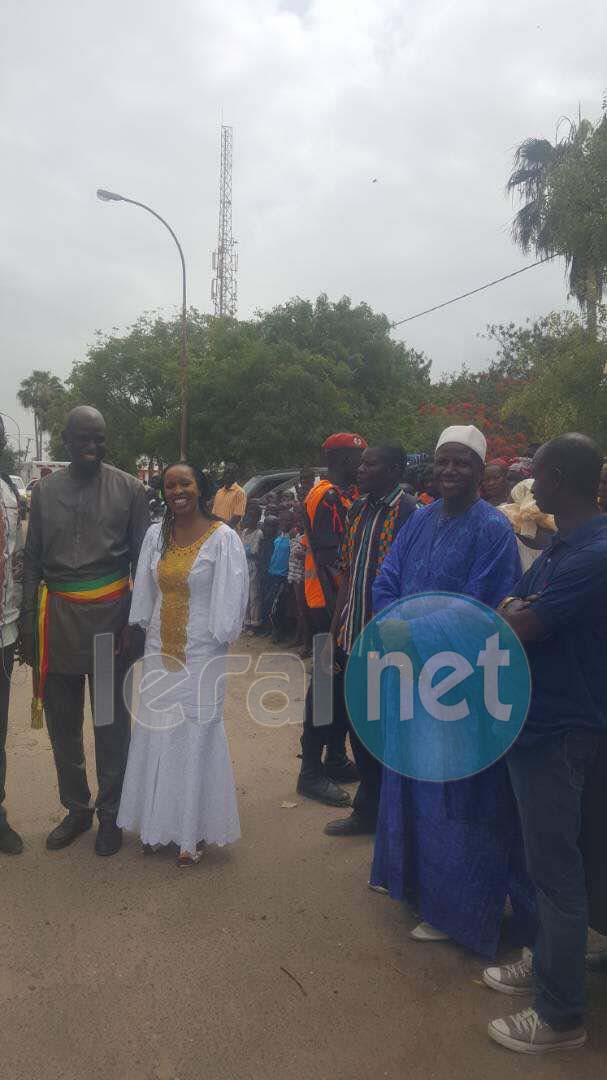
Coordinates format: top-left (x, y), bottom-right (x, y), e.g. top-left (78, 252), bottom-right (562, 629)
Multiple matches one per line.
top-left (507, 729), bottom-right (603, 1030)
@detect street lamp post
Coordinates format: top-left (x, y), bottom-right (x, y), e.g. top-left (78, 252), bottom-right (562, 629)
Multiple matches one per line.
top-left (97, 189), bottom-right (189, 461)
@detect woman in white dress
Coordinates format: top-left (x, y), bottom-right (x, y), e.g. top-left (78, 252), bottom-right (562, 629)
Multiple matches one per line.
top-left (118, 462), bottom-right (248, 867)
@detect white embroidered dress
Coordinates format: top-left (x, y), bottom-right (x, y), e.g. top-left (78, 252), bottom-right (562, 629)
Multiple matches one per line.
top-left (117, 521), bottom-right (248, 853)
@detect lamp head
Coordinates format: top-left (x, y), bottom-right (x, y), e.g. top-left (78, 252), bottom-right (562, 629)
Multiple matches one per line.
top-left (96, 188), bottom-right (124, 202)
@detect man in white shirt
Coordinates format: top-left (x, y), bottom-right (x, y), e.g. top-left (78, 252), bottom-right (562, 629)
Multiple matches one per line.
top-left (0, 419), bottom-right (23, 854)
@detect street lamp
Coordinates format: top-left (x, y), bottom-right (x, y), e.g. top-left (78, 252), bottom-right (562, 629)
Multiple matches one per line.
top-left (96, 188), bottom-right (189, 460)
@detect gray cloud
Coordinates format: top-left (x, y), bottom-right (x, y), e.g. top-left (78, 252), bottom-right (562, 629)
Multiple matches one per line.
top-left (1, 0), bottom-right (606, 439)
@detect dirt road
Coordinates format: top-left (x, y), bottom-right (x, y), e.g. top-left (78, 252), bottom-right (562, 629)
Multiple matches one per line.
top-left (3, 638), bottom-right (606, 1079)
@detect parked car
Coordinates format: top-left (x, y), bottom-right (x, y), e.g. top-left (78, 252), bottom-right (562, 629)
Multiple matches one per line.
top-left (243, 468), bottom-right (326, 504)
top-left (243, 453), bottom-right (429, 512)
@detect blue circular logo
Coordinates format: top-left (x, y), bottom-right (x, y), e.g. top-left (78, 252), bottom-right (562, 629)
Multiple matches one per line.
top-left (344, 592), bottom-right (531, 782)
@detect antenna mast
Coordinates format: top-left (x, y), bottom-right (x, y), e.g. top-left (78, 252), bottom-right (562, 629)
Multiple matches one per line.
top-left (211, 124), bottom-right (238, 317)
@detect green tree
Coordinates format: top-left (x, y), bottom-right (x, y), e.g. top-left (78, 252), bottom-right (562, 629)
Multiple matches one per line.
top-left (500, 309), bottom-right (607, 446)
top-left (17, 369), bottom-right (66, 459)
top-left (48, 311), bottom-right (210, 471)
top-left (507, 114), bottom-right (607, 336)
top-left (46, 297), bottom-right (432, 474)
top-left (548, 117), bottom-right (607, 336)
top-left (257, 293), bottom-right (431, 450)
top-left (188, 321), bottom-right (350, 471)
top-left (0, 436), bottom-right (16, 474)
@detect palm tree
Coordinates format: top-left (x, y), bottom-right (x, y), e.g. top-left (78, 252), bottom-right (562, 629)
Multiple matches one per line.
top-left (17, 370), bottom-right (65, 459)
top-left (507, 117), bottom-right (606, 337)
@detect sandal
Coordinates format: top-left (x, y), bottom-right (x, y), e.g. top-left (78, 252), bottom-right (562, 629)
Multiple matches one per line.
top-left (176, 851), bottom-right (202, 868)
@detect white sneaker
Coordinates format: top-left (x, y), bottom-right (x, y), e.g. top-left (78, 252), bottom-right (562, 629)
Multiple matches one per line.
top-left (483, 949), bottom-right (534, 995)
top-left (410, 921), bottom-right (451, 942)
top-left (488, 1007), bottom-right (587, 1054)
top-left (367, 881), bottom-right (389, 895)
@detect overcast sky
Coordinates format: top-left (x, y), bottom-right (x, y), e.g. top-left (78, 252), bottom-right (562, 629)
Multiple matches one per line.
top-left (1, 0), bottom-right (606, 447)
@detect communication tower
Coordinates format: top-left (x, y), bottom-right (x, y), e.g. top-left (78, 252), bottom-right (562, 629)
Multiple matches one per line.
top-left (211, 125), bottom-right (238, 317)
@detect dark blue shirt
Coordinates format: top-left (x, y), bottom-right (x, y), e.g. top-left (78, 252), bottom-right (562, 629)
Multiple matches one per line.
top-left (515, 515), bottom-right (607, 744)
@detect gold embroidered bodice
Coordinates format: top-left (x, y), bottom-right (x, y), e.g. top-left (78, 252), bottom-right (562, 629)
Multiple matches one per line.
top-left (157, 523), bottom-right (220, 667)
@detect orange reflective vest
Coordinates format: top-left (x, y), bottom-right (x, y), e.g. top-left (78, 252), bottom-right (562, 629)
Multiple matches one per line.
top-left (303, 480), bottom-right (351, 609)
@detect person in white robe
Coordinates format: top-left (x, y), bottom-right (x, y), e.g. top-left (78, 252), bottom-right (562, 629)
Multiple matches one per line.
top-left (117, 462), bottom-right (248, 866)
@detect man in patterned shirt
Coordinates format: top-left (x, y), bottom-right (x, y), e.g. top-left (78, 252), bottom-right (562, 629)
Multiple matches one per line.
top-left (296, 433), bottom-right (366, 805)
top-left (323, 444), bottom-right (416, 836)
top-left (0, 417), bottom-right (24, 854)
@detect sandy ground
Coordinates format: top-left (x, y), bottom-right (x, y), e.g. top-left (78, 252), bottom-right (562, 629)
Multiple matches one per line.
top-left (2, 636), bottom-right (607, 1080)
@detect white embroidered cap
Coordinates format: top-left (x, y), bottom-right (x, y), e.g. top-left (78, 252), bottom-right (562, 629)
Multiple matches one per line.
top-left (435, 424), bottom-right (487, 463)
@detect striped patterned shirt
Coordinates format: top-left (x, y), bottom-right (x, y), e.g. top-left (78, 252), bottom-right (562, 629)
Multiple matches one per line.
top-left (338, 486), bottom-right (416, 654)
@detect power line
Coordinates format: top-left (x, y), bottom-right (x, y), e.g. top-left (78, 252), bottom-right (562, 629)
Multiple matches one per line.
top-left (391, 256), bottom-right (555, 328)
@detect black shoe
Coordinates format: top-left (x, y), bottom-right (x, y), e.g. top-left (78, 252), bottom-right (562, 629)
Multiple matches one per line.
top-left (0, 819), bottom-right (24, 855)
top-left (324, 758), bottom-right (360, 784)
top-left (46, 812), bottom-right (93, 851)
top-left (297, 774), bottom-right (352, 807)
top-left (324, 812), bottom-right (375, 837)
top-left (95, 819), bottom-right (123, 857)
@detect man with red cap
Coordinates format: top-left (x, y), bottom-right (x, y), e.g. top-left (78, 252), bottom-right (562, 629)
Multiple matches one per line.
top-left (297, 433), bottom-right (367, 805)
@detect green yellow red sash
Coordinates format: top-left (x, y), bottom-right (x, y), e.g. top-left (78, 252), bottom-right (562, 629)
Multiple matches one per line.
top-left (31, 571), bottom-right (130, 730)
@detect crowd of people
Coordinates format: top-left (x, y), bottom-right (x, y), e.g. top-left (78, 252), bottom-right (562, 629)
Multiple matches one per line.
top-left (1, 406), bottom-right (606, 1056)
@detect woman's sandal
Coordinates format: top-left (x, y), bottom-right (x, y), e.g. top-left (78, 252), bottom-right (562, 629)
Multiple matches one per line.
top-left (176, 850), bottom-right (202, 868)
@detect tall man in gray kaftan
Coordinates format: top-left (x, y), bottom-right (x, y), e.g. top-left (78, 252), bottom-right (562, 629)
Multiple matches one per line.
top-left (20, 407), bottom-right (150, 856)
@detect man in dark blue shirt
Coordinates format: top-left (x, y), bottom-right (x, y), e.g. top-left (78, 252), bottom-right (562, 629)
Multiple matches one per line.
top-left (483, 433), bottom-right (607, 1055)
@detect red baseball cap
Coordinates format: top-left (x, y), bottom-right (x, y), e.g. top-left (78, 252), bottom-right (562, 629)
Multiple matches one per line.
top-left (322, 432), bottom-right (368, 451)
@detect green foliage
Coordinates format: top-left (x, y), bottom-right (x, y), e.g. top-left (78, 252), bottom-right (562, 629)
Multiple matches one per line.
top-left (500, 310), bottom-right (607, 445)
top-left (507, 114), bottom-right (607, 333)
top-left (39, 293), bottom-right (607, 479)
top-left (0, 445), bottom-right (17, 473)
top-left (188, 327), bottom-right (349, 469)
top-left (17, 369), bottom-right (66, 459)
top-left (548, 118), bottom-right (607, 331)
top-left (257, 294), bottom-right (431, 454)
top-left (47, 296), bottom-right (432, 473)
top-left (49, 311), bottom-right (208, 468)
top-left (412, 311), bottom-right (607, 457)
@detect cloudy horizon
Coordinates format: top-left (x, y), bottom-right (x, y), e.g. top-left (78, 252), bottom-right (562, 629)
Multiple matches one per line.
top-left (2, 0), bottom-right (606, 443)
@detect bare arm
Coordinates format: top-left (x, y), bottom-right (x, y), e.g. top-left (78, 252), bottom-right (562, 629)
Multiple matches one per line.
top-left (498, 597), bottom-right (546, 644)
top-left (329, 566), bottom-right (350, 642)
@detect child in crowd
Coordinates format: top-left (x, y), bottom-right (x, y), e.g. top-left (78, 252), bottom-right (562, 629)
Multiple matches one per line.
top-left (257, 515), bottom-right (279, 633)
top-left (263, 509), bottom-right (293, 640)
top-left (288, 504), bottom-right (310, 654)
top-left (241, 501), bottom-right (263, 633)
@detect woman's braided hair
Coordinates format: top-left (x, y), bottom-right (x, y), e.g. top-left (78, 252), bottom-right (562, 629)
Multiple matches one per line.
top-left (159, 462), bottom-right (219, 557)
